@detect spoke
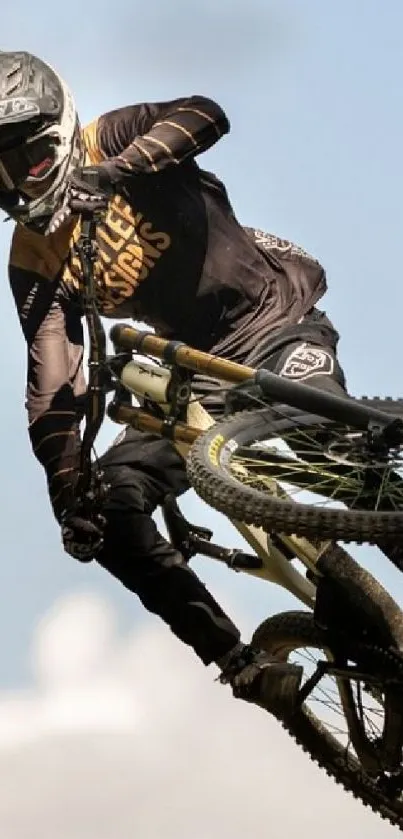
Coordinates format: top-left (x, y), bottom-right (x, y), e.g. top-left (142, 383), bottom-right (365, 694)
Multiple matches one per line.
top-left (230, 431), bottom-right (403, 512)
top-left (236, 453), bottom-right (359, 490)
top-left (232, 462), bottom-right (361, 506)
top-left (290, 646), bottom-right (392, 767)
top-left (234, 456), bottom-right (359, 490)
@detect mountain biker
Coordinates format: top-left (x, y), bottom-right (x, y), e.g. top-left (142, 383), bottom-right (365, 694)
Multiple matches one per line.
top-left (3, 51), bottom-right (347, 716)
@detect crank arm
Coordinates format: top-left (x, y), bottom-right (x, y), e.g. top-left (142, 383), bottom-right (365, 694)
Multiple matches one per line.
top-left (187, 533), bottom-right (263, 571)
top-left (161, 493), bottom-right (262, 570)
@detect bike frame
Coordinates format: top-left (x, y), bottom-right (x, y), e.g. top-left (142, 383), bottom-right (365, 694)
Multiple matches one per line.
top-left (75, 217), bottom-right (403, 611)
top-left (106, 326), bottom-right (329, 607)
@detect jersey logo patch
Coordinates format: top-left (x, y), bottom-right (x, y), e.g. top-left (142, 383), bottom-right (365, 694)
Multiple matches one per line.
top-left (279, 343), bottom-right (334, 381)
top-left (253, 229), bottom-right (320, 264)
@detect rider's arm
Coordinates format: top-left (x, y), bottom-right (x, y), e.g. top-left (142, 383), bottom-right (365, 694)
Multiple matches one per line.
top-left (244, 226), bottom-right (327, 299)
top-left (9, 264), bottom-right (85, 522)
top-left (87, 96), bottom-right (230, 175)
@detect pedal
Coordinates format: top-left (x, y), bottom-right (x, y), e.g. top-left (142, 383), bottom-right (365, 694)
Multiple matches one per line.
top-left (216, 547), bottom-right (262, 571)
top-left (161, 494), bottom-right (262, 570)
top-left (162, 494), bottom-right (213, 561)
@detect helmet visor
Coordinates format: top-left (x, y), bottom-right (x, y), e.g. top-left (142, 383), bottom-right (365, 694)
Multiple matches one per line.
top-left (0, 134), bottom-right (58, 192)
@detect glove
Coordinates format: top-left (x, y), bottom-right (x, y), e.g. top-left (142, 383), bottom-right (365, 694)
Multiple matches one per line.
top-left (61, 509), bottom-right (106, 562)
top-left (67, 164), bottom-right (118, 214)
top-left (49, 163), bottom-right (119, 233)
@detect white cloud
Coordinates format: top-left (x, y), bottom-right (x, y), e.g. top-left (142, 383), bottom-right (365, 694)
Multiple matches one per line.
top-left (0, 592), bottom-right (397, 839)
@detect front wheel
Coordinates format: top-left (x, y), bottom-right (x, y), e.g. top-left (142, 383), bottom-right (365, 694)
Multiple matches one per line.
top-left (252, 610), bottom-right (403, 830)
top-left (186, 399), bottom-right (403, 543)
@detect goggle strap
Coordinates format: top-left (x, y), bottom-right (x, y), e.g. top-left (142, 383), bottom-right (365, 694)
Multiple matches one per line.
top-left (0, 159), bottom-right (14, 191)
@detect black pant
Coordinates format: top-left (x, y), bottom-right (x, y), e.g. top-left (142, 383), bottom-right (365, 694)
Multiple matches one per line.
top-left (97, 432), bottom-right (240, 665)
top-left (96, 310), bottom-right (346, 666)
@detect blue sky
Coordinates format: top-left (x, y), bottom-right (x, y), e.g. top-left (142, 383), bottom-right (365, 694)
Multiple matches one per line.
top-left (1, 0), bottom-right (403, 689)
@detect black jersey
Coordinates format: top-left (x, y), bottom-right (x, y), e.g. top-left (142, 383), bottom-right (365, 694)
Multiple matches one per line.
top-left (8, 96), bottom-right (326, 517)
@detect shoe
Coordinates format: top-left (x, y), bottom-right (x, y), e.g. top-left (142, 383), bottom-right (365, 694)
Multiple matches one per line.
top-left (220, 645), bottom-right (303, 718)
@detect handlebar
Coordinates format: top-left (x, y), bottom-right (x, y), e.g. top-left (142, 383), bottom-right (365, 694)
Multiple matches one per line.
top-left (74, 212), bottom-right (108, 500)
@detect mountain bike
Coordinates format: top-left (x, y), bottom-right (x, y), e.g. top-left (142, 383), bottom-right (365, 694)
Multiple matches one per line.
top-left (76, 213), bottom-right (403, 831)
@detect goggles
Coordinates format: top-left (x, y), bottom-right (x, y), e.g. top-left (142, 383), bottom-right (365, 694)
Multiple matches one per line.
top-left (0, 133), bottom-right (58, 192)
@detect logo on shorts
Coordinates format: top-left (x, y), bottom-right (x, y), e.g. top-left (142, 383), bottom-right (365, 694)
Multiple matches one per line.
top-left (279, 343), bottom-right (334, 381)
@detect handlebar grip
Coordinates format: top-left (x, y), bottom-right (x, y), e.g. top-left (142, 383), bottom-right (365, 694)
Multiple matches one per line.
top-left (79, 167), bottom-right (103, 190)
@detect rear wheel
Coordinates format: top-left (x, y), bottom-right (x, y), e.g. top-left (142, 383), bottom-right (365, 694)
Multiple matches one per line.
top-left (186, 398), bottom-right (403, 543)
top-left (252, 610), bottom-right (403, 830)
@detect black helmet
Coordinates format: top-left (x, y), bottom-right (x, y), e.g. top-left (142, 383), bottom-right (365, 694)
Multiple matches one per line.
top-left (0, 51), bottom-right (82, 233)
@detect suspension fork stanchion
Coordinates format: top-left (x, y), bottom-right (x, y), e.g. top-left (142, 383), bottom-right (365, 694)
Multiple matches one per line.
top-left (108, 401), bottom-right (201, 445)
top-left (110, 324), bottom-right (403, 440)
